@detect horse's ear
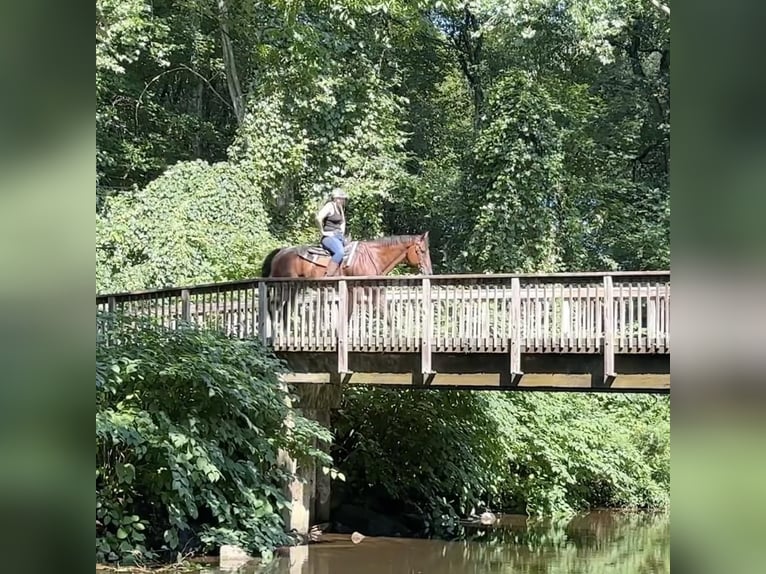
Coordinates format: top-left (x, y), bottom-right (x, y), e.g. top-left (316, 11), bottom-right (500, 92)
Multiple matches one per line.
top-left (422, 231), bottom-right (429, 240)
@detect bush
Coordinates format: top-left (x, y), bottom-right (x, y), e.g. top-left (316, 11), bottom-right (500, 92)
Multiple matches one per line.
top-left (96, 313), bottom-right (332, 565)
top-left (96, 160), bottom-right (279, 293)
top-left (332, 389), bottom-right (509, 537)
top-left (494, 393), bottom-right (670, 515)
top-left (332, 389), bottom-right (669, 534)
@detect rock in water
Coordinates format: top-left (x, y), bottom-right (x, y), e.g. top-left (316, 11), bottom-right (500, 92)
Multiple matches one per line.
top-left (219, 544), bottom-right (253, 570)
top-left (351, 531), bottom-right (365, 544)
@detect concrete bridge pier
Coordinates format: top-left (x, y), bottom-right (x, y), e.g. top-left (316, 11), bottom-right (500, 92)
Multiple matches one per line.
top-left (278, 381), bottom-right (342, 535)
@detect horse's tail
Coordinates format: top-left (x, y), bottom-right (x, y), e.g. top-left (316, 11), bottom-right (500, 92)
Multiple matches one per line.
top-left (260, 247), bottom-right (283, 277)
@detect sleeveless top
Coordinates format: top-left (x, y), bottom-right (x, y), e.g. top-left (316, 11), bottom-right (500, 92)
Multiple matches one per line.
top-left (322, 202), bottom-right (344, 234)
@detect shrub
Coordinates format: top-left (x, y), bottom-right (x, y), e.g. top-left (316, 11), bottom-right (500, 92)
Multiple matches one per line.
top-left (333, 389), bottom-right (669, 533)
top-left (96, 313), bottom-right (331, 565)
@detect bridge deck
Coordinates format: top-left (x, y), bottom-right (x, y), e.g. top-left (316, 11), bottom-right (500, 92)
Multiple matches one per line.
top-left (96, 271), bottom-right (670, 392)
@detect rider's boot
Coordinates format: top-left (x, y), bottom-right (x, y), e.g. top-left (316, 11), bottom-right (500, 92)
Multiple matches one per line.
top-left (325, 260), bottom-right (341, 277)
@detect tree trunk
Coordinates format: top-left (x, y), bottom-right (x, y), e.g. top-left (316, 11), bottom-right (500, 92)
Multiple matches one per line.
top-left (449, 6), bottom-right (484, 131)
top-left (217, 0), bottom-right (245, 125)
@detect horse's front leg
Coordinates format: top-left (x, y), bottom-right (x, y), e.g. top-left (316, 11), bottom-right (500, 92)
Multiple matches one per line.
top-left (371, 286), bottom-right (391, 332)
top-left (347, 285), bottom-right (359, 325)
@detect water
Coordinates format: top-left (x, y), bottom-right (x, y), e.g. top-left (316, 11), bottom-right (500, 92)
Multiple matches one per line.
top-left (210, 510), bottom-right (669, 574)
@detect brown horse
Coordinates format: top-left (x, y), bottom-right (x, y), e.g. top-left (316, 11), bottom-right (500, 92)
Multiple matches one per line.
top-left (260, 232), bottom-right (433, 278)
top-left (260, 233), bottom-right (433, 330)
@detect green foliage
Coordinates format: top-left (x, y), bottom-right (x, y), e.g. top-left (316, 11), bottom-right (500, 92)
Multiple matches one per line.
top-left (96, 160), bottom-right (279, 292)
top-left (333, 389), bottom-right (669, 532)
top-left (381, 0), bottom-right (669, 273)
top-left (96, 0), bottom-right (671, 555)
top-left (494, 393), bottom-right (670, 516)
top-left (96, 313), bottom-right (332, 565)
top-left (96, 0), bottom-right (234, 195)
top-left (456, 71), bottom-right (570, 272)
top-left (333, 389), bottom-right (509, 537)
top-left (228, 39), bottom-right (415, 240)
top-left (96, 0), bottom-right (668, 274)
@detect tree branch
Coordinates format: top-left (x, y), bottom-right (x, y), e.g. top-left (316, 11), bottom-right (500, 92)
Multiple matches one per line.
top-left (648, 0), bottom-right (670, 16)
top-left (447, 5), bottom-right (484, 130)
top-left (135, 65), bottom-right (233, 127)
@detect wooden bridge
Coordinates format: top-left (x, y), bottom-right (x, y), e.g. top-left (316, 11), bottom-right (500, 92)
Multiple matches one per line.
top-left (96, 271), bottom-right (670, 393)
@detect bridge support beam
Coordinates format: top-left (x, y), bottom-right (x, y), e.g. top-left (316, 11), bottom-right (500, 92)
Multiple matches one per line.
top-left (278, 381), bottom-right (342, 535)
top-left (337, 280), bottom-right (349, 374)
top-left (508, 278), bottom-right (524, 384)
top-left (421, 277), bottom-right (433, 374)
top-left (603, 275), bottom-right (616, 386)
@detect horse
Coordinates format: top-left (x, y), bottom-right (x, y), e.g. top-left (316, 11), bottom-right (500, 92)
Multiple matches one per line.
top-left (260, 232), bottom-right (433, 334)
top-left (261, 232), bottom-right (432, 278)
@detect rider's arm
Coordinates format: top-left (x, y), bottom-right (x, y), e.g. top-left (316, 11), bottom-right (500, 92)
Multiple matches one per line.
top-left (316, 203), bottom-right (333, 236)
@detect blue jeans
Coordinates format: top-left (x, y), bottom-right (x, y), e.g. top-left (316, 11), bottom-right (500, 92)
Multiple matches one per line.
top-left (321, 234), bottom-right (345, 263)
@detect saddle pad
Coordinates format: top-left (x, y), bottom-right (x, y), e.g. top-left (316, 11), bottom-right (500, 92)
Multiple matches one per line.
top-left (298, 241), bottom-right (359, 267)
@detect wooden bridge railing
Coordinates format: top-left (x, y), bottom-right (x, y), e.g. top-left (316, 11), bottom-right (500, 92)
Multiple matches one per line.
top-left (96, 271), bottom-right (669, 383)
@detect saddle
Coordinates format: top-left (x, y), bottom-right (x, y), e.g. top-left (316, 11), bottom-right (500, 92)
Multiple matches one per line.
top-left (296, 240), bottom-right (359, 268)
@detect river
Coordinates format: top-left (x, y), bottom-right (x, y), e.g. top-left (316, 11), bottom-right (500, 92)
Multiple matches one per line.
top-left (206, 510), bottom-right (669, 574)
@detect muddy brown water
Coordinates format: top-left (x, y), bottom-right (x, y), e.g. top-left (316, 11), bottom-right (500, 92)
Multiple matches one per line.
top-left (206, 510), bottom-right (669, 574)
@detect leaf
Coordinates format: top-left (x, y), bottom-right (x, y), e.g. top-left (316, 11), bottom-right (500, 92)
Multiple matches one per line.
top-left (164, 528), bottom-right (179, 549)
top-left (116, 527), bottom-right (129, 540)
top-left (115, 462), bottom-right (135, 484)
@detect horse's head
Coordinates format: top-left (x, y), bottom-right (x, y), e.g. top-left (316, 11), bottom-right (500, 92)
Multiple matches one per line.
top-left (405, 231), bottom-right (433, 275)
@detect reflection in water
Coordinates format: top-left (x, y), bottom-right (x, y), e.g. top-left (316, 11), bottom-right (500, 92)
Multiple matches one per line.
top-left (210, 511), bottom-right (669, 574)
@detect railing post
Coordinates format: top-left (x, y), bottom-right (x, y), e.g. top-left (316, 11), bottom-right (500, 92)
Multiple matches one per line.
top-left (603, 275), bottom-right (616, 385)
top-left (421, 277), bottom-right (432, 374)
top-left (509, 277), bottom-right (523, 384)
top-left (337, 279), bottom-right (349, 374)
top-left (258, 281), bottom-right (268, 347)
top-left (181, 289), bottom-right (190, 322)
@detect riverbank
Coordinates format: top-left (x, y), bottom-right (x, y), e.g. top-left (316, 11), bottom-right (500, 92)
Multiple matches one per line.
top-left (96, 510), bottom-right (669, 573)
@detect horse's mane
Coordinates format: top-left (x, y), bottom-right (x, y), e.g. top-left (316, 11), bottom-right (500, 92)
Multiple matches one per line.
top-left (365, 234), bottom-right (420, 247)
top-left (351, 234), bottom-right (423, 275)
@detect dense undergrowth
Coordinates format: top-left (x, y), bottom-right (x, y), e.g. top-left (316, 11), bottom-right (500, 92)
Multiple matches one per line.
top-left (96, 313), bottom-right (332, 566)
top-left (332, 388), bottom-right (669, 537)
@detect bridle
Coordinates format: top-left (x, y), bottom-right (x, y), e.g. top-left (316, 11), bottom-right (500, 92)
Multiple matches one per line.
top-left (415, 238), bottom-right (431, 275)
top-left (375, 236), bottom-right (432, 275)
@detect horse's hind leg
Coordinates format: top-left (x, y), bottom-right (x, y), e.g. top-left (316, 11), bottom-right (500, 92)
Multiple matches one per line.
top-left (265, 284), bottom-right (290, 345)
top-left (266, 290), bottom-right (283, 344)
top-left (274, 288), bottom-right (297, 345)
top-left (286, 288), bottom-right (298, 343)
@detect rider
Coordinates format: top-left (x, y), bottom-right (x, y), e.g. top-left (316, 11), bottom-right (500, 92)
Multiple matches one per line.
top-left (315, 188), bottom-right (348, 276)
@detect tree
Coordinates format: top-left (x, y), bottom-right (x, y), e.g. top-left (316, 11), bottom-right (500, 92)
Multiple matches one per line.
top-left (97, 160), bottom-right (278, 292)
